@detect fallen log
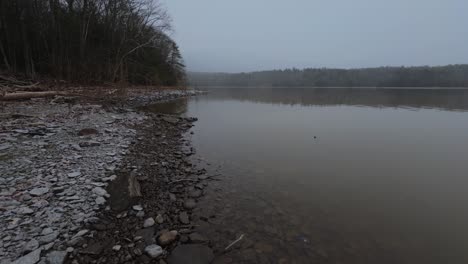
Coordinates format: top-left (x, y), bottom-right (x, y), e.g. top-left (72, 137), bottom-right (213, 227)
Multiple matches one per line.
top-left (0, 91), bottom-right (68, 101)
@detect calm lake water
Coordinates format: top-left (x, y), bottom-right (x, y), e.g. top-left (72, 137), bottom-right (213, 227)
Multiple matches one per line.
top-left (153, 88), bottom-right (468, 264)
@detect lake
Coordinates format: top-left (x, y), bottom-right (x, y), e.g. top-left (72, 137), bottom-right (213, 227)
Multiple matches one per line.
top-left (150, 88), bottom-right (468, 264)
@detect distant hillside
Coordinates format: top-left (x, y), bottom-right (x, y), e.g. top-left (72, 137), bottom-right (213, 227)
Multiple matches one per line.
top-left (188, 65), bottom-right (468, 88)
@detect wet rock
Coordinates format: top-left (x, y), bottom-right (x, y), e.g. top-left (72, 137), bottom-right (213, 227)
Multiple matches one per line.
top-left (189, 233), bottom-right (207, 243)
top-left (144, 244), bottom-right (163, 258)
top-left (158, 230), bottom-right (178, 246)
top-left (78, 128), bottom-right (98, 136)
top-left (46, 251), bottom-right (67, 264)
top-left (143, 217), bottom-right (155, 228)
top-left (12, 248), bottom-right (41, 264)
top-left (179, 212), bottom-right (190, 224)
top-left (112, 245), bottom-right (122, 251)
top-left (168, 244), bottom-right (214, 264)
top-left (29, 187), bottom-right (49, 196)
top-left (183, 199), bottom-right (197, 210)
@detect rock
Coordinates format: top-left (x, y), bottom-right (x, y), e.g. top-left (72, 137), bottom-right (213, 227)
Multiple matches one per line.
top-left (136, 211), bottom-right (145, 218)
top-left (38, 231), bottom-right (59, 244)
top-left (132, 205), bottom-right (143, 211)
top-left (78, 128), bottom-right (98, 136)
top-left (41, 227), bottom-right (54, 236)
top-left (95, 197), bottom-right (106, 205)
top-left (92, 187), bottom-right (108, 197)
top-left (158, 230), bottom-right (178, 246)
top-left (189, 233), bottom-right (207, 243)
top-left (112, 245), bottom-right (122, 251)
top-left (179, 212), bottom-right (190, 224)
top-left (29, 187), bottom-right (49, 196)
top-left (12, 248), bottom-right (41, 264)
top-left (46, 251), bottom-right (67, 264)
top-left (143, 217), bottom-right (155, 228)
top-left (67, 171), bottom-right (81, 178)
top-left (79, 141), bottom-right (100, 148)
top-left (183, 199), bottom-right (197, 210)
top-left (22, 239), bottom-right (39, 254)
top-left (135, 227), bottom-right (155, 245)
top-left (168, 244), bottom-right (214, 264)
top-left (144, 244), bottom-right (163, 259)
top-left (155, 214), bottom-right (164, 224)
top-left (72, 230), bottom-right (89, 239)
top-left (162, 116), bottom-right (179, 124)
top-left (18, 207), bottom-right (34, 215)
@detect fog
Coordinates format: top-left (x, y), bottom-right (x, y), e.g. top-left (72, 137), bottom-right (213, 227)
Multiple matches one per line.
top-left (163, 0), bottom-right (468, 73)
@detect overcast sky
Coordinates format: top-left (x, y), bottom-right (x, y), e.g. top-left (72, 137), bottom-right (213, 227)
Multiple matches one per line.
top-left (162, 0), bottom-right (467, 73)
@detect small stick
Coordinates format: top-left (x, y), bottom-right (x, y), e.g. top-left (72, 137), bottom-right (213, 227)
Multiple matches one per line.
top-left (224, 234), bottom-right (245, 251)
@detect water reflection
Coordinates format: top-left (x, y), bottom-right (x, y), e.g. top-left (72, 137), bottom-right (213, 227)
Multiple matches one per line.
top-left (151, 88), bottom-right (468, 264)
top-left (199, 88), bottom-right (468, 111)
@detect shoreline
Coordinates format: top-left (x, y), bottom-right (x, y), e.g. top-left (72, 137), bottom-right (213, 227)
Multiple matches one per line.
top-left (0, 89), bottom-right (213, 264)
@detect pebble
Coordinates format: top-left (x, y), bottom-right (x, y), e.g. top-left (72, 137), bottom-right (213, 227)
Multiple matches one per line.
top-left (132, 205), bottom-right (143, 211)
top-left (158, 230), bottom-right (178, 246)
top-left (144, 244), bottom-right (163, 258)
top-left (46, 251), bottom-right (67, 264)
top-left (29, 187), bottom-right (49, 196)
top-left (143, 217), bottom-right (155, 228)
top-left (179, 212), bottom-right (190, 224)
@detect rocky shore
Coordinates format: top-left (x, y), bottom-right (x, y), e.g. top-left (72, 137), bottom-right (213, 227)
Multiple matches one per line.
top-left (0, 90), bottom-right (214, 264)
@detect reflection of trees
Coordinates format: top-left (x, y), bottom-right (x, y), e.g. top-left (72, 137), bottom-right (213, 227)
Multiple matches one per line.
top-left (143, 98), bottom-right (188, 114)
top-left (205, 88), bottom-right (468, 112)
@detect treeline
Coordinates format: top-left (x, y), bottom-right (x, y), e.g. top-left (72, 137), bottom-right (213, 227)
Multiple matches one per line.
top-left (189, 65), bottom-right (468, 88)
top-left (0, 0), bottom-right (185, 86)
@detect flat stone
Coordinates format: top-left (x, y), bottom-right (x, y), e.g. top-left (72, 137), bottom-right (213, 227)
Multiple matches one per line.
top-left (144, 244), bottom-right (163, 259)
top-left (38, 231), bottom-right (59, 244)
top-left (189, 233), bottom-right (207, 243)
top-left (179, 212), bottom-right (190, 224)
top-left (29, 187), bottom-right (49, 196)
top-left (92, 187), bottom-right (108, 197)
top-left (143, 217), bottom-right (155, 228)
top-left (67, 172), bottom-right (81, 178)
top-left (158, 230), bottom-right (178, 246)
top-left (12, 248), bottom-right (41, 264)
top-left (112, 245), bottom-right (121, 251)
top-left (168, 244), bottom-right (214, 264)
top-left (46, 251), bottom-right (67, 264)
top-left (18, 207), bottom-right (34, 215)
top-left (132, 205), bottom-right (143, 211)
top-left (162, 116), bottom-right (179, 124)
top-left (22, 239), bottom-right (39, 254)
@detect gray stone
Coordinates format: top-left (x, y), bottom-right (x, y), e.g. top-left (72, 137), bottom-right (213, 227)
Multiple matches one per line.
top-left (92, 187), bottom-right (108, 197)
top-left (155, 214), bottom-right (164, 224)
top-left (168, 244), bottom-right (214, 264)
top-left (41, 228), bottom-right (54, 236)
top-left (143, 217), bottom-right (155, 228)
top-left (29, 187), bottom-right (49, 196)
top-left (95, 196), bottom-right (106, 205)
top-left (38, 231), bottom-right (59, 244)
top-left (144, 244), bottom-right (163, 259)
top-left (67, 172), bottom-right (81, 178)
top-left (179, 212), bottom-right (190, 224)
top-left (22, 239), bottom-right (39, 254)
top-left (46, 251), bottom-right (67, 264)
top-left (18, 207), bottom-right (34, 215)
top-left (132, 205), bottom-right (143, 211)
top-left (12, 248), bottom-right (41, 264)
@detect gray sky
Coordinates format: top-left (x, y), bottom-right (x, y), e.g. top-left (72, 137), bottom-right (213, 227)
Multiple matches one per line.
top-left (162, 0), bottom-right (468, 73)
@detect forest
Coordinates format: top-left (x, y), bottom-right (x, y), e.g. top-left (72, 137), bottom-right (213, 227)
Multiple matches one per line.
top-left (189, 65), bottom-right (468, 88)
top-left (0, 0), bottom-right (185, 86)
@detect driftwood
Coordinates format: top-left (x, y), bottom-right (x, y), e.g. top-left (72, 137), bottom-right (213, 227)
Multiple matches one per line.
top-left (0, 91), bottom-right (68, 101)
top-left (128, 173), bottom-right (142, 197)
